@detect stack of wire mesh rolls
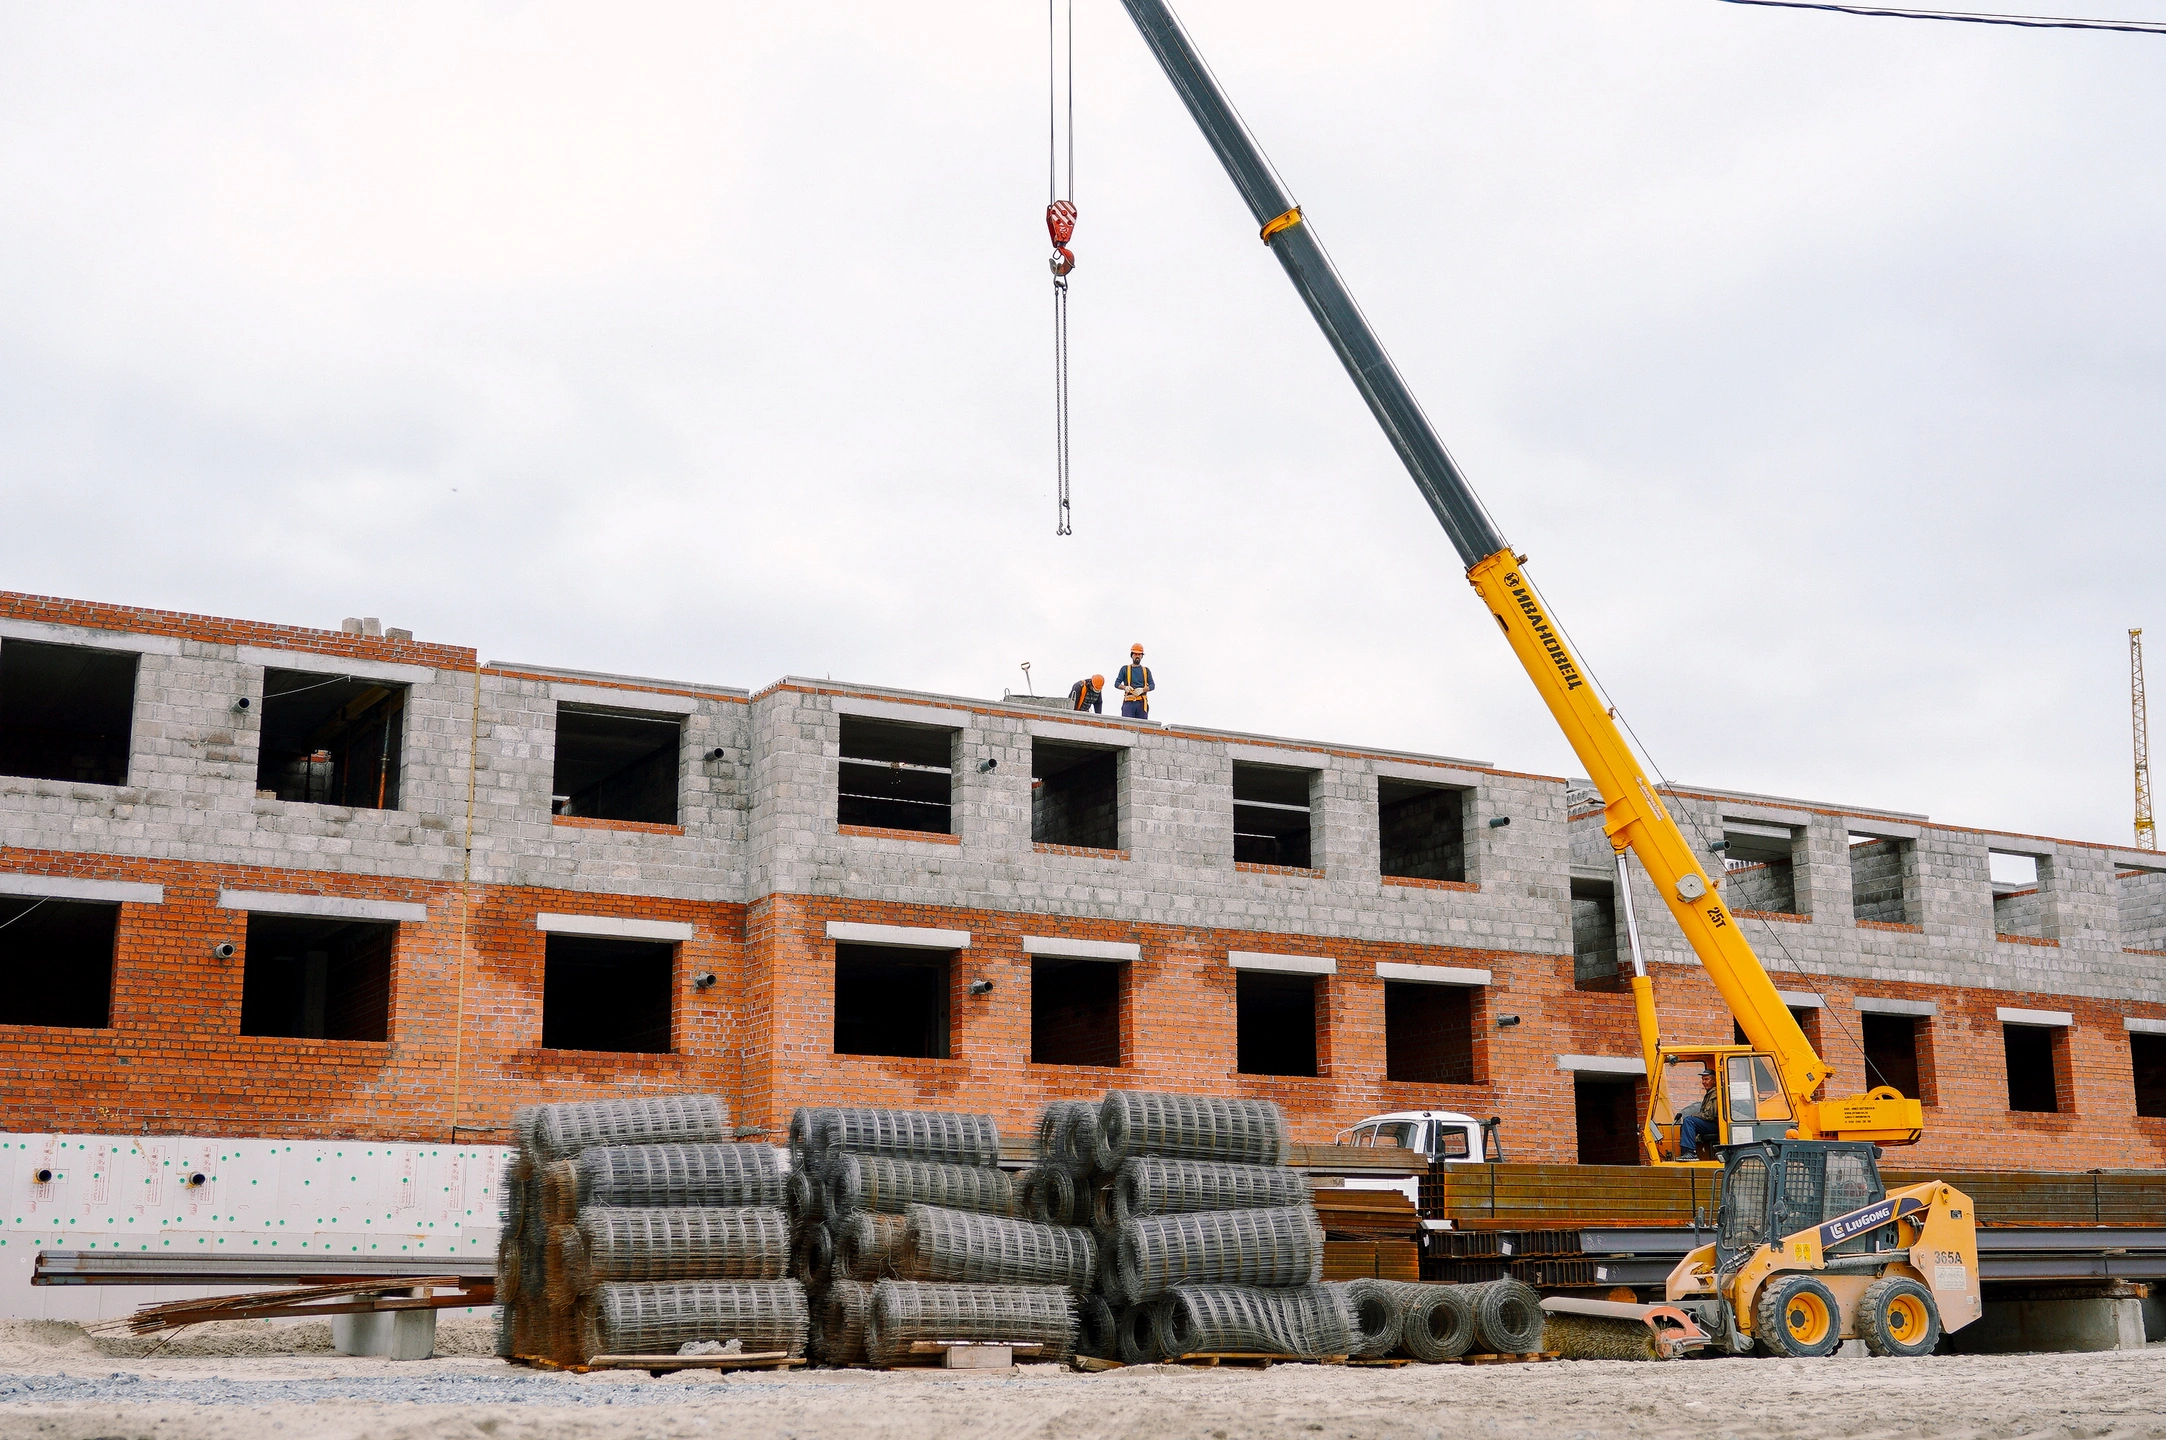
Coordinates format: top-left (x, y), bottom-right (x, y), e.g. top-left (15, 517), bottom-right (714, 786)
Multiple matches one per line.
top-left (495, 1094), bottom-right (806, 1366)
top-left (789, 1104), bottom-right (1082, 1366)
top-left (1071, 1090), bottom-right (1362, 1363)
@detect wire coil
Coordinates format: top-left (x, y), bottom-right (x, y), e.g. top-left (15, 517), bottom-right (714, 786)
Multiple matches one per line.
top-left (1393, 1283), bottom-right (1476, 1362)
top-left (580, 1279), bottom-right (810, 1360)
top-left (1096, 1091), bottom-right (1290, 1170)
top-left (576, 1142), bottom-right (785, 1210)
top-left (574, 1206), bottom-right (791, 1288)
top-left (816, 1108), bottom-right (1001, 1168)
top-left (1112, 1205), bottom-right (1323, 1303)
top-left (840, 1212), bottom-right (910, 1279)
top-left (1155, 1283), bottom-right (1355, 1360)
top-left (531, 1094), bottom-right (732, 1163)
top-left (1112, 1157), bottom-right (1308, 1226)
top-left (865, 1280), bottom-right (1077, 1367)
top-left (898, 1204), bottom-right (1097, 1289)
top-left (1330, 1278), bottom-right (1404, 1358)
top-left (819, 1279), bottom-right (875, 1367)
top-left (826, 1152), bottom-right (1015, 1220)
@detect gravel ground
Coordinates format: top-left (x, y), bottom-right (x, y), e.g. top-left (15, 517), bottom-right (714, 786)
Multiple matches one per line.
top-left (1, 1321), bottom-right (2162, 1439)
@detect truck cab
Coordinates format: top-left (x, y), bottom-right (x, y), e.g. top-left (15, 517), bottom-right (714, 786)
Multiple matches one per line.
top-left (1336, 1110), bottom-right (1500, 1165)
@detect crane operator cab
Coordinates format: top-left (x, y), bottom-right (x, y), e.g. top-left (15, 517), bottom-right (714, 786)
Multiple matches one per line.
top-left (1647, 1046), bottom-right (1798, 1167)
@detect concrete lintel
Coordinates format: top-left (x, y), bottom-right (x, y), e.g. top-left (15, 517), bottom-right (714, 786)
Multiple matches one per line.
top-left (1229, 950), bottom-right (1335, 976)
top-left (1705, 802), bottom-right (1806, 829)
top-left (1557, 1054), bottom-right (1647, 1076)
top-left (1845, 821), bottom-right (1923, 843)
top-left (1722, 818), bottom-right (1797, 841)
top-left (1373, 760), bottom-right (1481, 787)
top-left (831, 696), bottom-right (971, 730)
top-left (0, 873), bottom-right (164, 905)
top-left (1374, 961), bottom-right (1490, 988)
top-left (552, 683), bottom-right (700, 716)
top-left (2106, 851), bottom-right (2166, 875)
top-left (236, 646), bottom-right (436, 687)
top-left (827, 921), bottom-right (970, 950)
top-left (1026, 719), bottom-right (1135, 749)
top-left (1022, 935), bottom-right (1139, 962)
top-left (0, 618), bottom-right (183, 657)
top-left (1855, 996), bottom-right (1937, 1018)
top-left (221, 890), bottom-right (427, 923)
top-left (1997, 1007), bottom-right (2072, 1028)
top-left (1778, 990), bottom-right (1825, 1010)
top-left (2125, 1016), bottom-right (2166, 1035)
top-left (537, 912), bottom-right (695, 942)
top-left (1225, 743), bottom-right (1322, 771)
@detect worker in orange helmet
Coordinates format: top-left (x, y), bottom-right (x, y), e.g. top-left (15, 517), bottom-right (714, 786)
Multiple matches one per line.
top-left (1115, 644), bottom-right (1154, 719)
top-left (1067, 673), bottom-right (1105, 714)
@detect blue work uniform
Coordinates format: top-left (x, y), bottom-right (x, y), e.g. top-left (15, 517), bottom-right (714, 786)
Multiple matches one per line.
top-left (1068, 678), bottom-right (1102, 714)
top-left (1115, 663), bottom-right (1154, 719)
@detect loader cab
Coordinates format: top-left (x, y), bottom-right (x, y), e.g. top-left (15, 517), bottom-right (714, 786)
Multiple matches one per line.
top-left (1714, 1140), bottom-right (1889, 1273)
top-left (1648, 1046), bottom-right (1797, 1167)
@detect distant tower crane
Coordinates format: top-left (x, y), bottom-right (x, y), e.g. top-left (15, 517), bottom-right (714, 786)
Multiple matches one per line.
top-left (2136, 628), bottom-right (2156, 851)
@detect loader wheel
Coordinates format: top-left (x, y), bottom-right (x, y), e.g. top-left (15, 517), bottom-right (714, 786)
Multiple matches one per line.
top-left (1753, 1275), bottom-right (1842, 1358)
top-left (1859, 1276), bottom-right (1941, 1358)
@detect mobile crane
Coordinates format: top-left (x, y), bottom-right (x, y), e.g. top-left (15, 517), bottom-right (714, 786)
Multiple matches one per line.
top-left (1113, 0), bottom-right (1978, 1357)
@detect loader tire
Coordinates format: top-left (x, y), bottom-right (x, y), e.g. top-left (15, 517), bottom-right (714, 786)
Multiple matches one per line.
top-left (1753, 1275), bottom-right (1842, 1359)
top-left (1859, 1276), bottom-right (1941, 1358)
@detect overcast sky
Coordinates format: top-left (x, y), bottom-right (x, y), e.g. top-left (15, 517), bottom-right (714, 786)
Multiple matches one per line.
top-left (2, 2), bottom-right (2161, 850)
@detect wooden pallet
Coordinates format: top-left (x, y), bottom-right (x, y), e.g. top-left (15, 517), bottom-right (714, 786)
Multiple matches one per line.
top-left (1168, 1352), bottom-right (1350, 1369)
top-left (1451, 1352), bottom-right (1560, 1365)
top-left (585, 1351), bottom-right (805, 1375)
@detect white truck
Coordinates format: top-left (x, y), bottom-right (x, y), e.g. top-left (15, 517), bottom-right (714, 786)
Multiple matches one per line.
top-left (1336, 1110), bottom-right (1502, 1166)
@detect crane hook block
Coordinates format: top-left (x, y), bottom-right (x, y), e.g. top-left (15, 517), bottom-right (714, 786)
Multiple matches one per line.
top-left (1047, 200), bottom-right (1078, 276)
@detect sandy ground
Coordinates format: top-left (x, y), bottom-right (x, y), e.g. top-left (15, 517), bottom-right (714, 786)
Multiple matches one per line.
top-left (0, 1321), bottom-right (2161, 1440)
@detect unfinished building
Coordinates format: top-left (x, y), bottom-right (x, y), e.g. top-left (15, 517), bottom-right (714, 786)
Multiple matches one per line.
top-left (1, 590), bottom-right (2163, 1173)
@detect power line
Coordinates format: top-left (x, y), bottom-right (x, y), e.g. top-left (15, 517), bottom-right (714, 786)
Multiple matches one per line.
top-left (1720, 0), bottom-right (2166, 33)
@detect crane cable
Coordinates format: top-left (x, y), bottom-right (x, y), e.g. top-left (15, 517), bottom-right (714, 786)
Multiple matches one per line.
top-left (1048, 0), bottom-right (1077, 536)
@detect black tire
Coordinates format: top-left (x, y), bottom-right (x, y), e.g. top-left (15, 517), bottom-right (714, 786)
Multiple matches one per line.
top-left (1753, 1275), bottom-right (1843, 1359)
top-left (1858, 1276), bottom-right (1942, 1358)
top-left (1399, 1285), bottom-right (1477, 1362)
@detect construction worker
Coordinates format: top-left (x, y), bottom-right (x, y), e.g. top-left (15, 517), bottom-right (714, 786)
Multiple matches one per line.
top-left (1679, 1067), bottom-right (1720, 1159)
top-left (1068, 674), bottom-right (1104, 714)
top-left (1115, 644), bottom-right (1154, 719)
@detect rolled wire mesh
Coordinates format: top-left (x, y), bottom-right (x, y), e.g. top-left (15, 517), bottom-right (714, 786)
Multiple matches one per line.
top-left (496, 1233), bottom-right (523, 1305)
top-left (897, 1205), bottom-right (1096, 1289)
top-left (1156, 1284), bottom-right (1357, 1360)
top-left (580, 1280), bottom-right (809, 1360)
top-left (800, 1222), bottom-right (834, 1288)
top-left (815, 1108), bottom-right (1001, 1168)
top-left (826, 1152), bottom-right (1014, 1220)
top-left (1062, 1106), bottom-right (1102, 1173)
top-left (494, 1305), bottom-right (515, 1359)
top-left (522, 1169), bottom-right (546, 1244)
top-left (1095, 1091), bottom-right (1290, 1170)
top-left (1113, 1206), bottom-right (1323, 1303)
top-left (819, 1279), bottom-right (875, 1367)
top-left (540, 1161), bottom-right (580, 1226)
top-left (500, 1154), bottom-right (530, 1229)
top-left (1396, 1284), bottom-right (1476, 1362)
top-left (787, 1165), bottom-right (823, 1234)
top-left (1077, 1292), bottom-right (1118, 1359)
top-left (546, 1223), bottom-right (586, 1308)
top-left (1464, 1279), bottom-right (1545, 1354)
top-left (1330, 1279), bottom-right (1405, 1358)
top-left (532, 1094), bottom-right (732, 1163)
top-left (864, 1280), bottom-right (1076, 1367)
top-left (576, 1142), bottom-right (785, 1210)
top-left (1116, 1300), bottom-right (1165, 1365)
top-left (1032, 1101), bottom-right (1084, 1161)
top-left (512, 1106), bottom-right (543, 1156)
top-left (574, 1206), bottom-right (790, 1288)
top-left (1112, 1157), bottom-right (1309, 1227)
top-left (1019, 1166), bottom-right (1086, 1227)
top-left (841, 1212), bottom-right (910, 1279)
top-left (789, 1106), bottom-right (838, 1161)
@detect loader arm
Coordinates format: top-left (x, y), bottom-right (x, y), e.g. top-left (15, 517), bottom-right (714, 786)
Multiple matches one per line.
top-left (1115, 0), bottom-right (1920, 1145)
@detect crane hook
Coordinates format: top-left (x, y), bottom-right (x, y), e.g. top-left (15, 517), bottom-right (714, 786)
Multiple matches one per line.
top-left (1047, 200), bottom-right (1077, 276)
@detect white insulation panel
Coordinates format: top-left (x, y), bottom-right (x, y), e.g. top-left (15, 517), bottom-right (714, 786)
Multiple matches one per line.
top-left (0, 1132), bottom-right (510, 1321)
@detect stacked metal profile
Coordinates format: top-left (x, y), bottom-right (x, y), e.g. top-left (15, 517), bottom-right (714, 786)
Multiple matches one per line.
top-left (792, 1104), bottom-right (1083, 1366)
top-left (497, 1094), bottom-right (807, 1365)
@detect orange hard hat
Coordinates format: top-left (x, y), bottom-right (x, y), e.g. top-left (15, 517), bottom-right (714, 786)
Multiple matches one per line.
top-left (1130, 642), bottom-right (1144, 654)
top-left (1091, 674), bottom-right (1105, 687)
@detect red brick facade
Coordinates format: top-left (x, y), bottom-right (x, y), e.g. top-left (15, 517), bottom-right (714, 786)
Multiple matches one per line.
top-left (3, 846), bottom-right (2162, 1168)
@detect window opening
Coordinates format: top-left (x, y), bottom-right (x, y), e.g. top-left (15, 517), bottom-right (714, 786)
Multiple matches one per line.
top-left (1030, 957), bottom-right (1121, 1066)
top-left (2132, 1033), bottom-right (2166, 1119)
top-left (2003, 1023), bottom-right (2061, 1113)
top-left (240, 914), bottom-right (395, 1042)
top-left (552, 706), bottom-right (680, 824)
top-left (2118, 865), bottom-right (2166, 952)
top-left (256, 669), bottom-right (406, 809)
top-left (1384, 981), bottom-right (1476, 1084)
top-left (1991, 852), bottom-right (2046, 939)
top-left (1232, 762), bottom-right (1312, 868)
top-left (1573, 1076), bottom-right (1641, 1165)
top-left (1378, 779), bottom-right (1466, 882)
top-left (541, 934), bottom-right (673, 1053)
top-left (0, 897), bottom-right (117, 1028)
top-left (1235, 971), bottom-right (1317, 1076)
top-left (1862, 1013), bottom-right (1925, 1101)
top-left (1720, 824), bottom-right (1799, 915)
top-left (0, 639), bottom-right (136, 786)
top-left (838, 716), bottom-right (954, 835)
top-left (1571, 877), bottom-right (1621, 991)
top-left (1736, 1007), bottom-right (1820, 1051)
top-left (1848, 834), bottom-right (1916, 924)
top-left (1031, 740), bottom-right (1119, 850)
top-left (833, 943), bottom-right (951, 1059)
